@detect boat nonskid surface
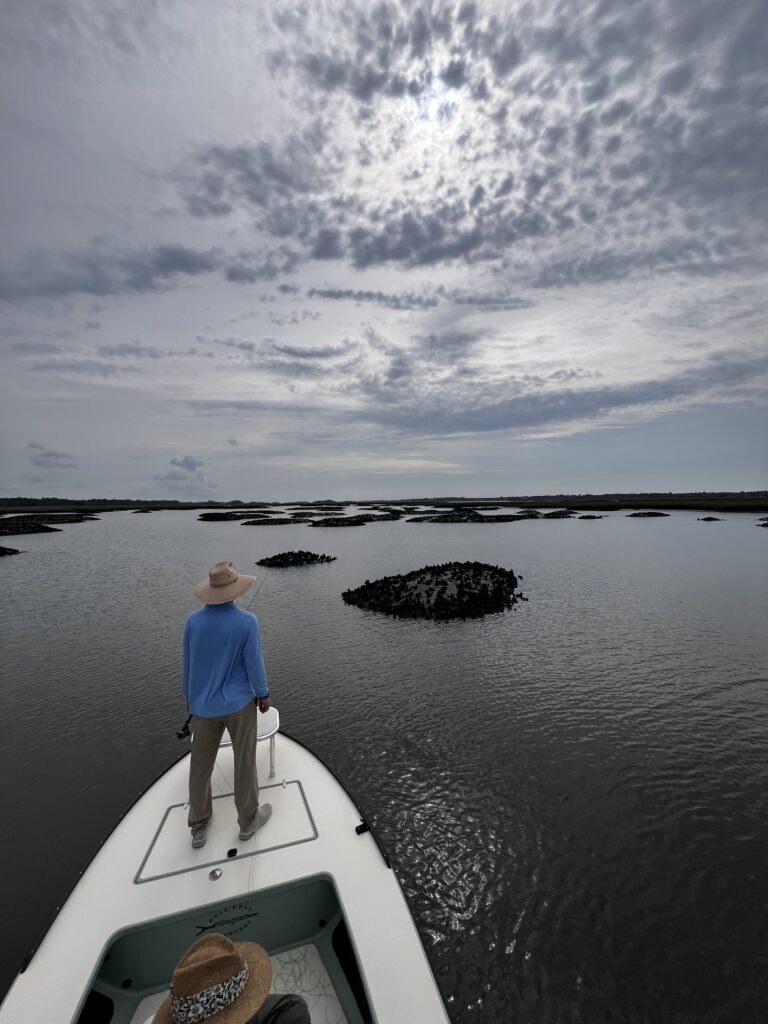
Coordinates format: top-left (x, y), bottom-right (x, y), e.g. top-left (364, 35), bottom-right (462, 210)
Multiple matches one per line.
top-left (0, 731), bottom-right (450, 1023)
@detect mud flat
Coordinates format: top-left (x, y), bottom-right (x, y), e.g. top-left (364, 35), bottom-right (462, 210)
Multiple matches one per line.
top-left (255, 550), bottom-right (336, 567)
top-left (342, 560), bottom-right (523, 620)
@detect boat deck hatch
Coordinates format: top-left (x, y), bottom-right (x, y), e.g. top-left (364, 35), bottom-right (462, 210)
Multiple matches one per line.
top-left (135, 780), bottom-right (317, 883)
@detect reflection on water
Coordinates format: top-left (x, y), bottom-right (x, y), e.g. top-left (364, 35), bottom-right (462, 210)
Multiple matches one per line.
top-left (1, 509), bottom-right (767, 1021)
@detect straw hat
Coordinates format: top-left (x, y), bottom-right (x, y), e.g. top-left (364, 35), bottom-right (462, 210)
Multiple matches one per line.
top-left (153, 933), bottom-right (272, 1024)
top-left (194, 561), bottom-right (255, 604)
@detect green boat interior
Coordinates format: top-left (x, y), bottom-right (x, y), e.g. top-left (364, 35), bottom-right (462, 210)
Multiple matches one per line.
top-left (74, 875), bottom-right (371, 1024)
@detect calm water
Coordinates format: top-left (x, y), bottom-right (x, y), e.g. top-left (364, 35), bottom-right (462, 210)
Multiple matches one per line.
top-left (1, 509), bottom-right (767, 1021)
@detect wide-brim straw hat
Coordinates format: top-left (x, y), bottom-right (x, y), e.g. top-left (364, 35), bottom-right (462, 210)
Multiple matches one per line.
top-left (153, 933), bottom-right (272, 1024)
top-left (193, 561), bottom-right (255, 604)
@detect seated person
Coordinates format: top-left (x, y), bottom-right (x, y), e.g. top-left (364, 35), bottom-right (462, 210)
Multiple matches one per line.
top-left (153, 933), bottom-right (310, 1023)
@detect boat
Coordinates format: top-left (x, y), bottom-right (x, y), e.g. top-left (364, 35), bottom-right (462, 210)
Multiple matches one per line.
top-left (0, 708), bottom-right (450, 1023)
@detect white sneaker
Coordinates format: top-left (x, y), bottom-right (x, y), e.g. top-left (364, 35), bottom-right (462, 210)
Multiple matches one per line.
top-left (239, 803), bottom-right (272, 840)
top-left (191, 814), bottom-right (212, 848)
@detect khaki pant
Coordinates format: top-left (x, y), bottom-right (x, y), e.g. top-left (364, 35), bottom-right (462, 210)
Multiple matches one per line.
top-left (188, 701), bottom-right (259, 831)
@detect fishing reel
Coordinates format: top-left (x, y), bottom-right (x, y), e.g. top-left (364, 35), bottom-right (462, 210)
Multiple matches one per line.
top-left (176, 714), bottom-right (193, 740)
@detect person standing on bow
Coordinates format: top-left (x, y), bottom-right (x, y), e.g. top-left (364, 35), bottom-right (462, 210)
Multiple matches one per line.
top-left (183, 560), bottom-right (272, 849)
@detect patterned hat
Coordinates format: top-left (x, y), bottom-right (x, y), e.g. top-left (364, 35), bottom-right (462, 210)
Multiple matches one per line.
top-left (153, 933), bottom-right (272, 1024)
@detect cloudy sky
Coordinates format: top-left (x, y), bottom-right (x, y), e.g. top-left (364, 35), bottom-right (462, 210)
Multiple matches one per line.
top-left (1, 0), bottom-right (766, 500)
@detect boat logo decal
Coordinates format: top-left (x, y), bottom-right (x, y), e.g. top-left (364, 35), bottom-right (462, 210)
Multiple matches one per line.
top-left (196, 903), bottom-right (259, 938)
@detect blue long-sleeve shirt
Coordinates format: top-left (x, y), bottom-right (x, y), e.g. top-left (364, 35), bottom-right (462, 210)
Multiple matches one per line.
top-left (182, 602), bottom-right (269, 718)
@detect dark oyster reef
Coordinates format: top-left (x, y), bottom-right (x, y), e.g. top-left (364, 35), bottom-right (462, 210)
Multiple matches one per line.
top-left (342, 560), bottom-right (522, 620)
top-left (0, 513), bottom-right (98, 536)
top-left (256, 550), bottom-right (336, 567)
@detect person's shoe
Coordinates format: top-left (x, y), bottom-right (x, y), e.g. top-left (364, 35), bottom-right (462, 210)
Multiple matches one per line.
top-left (191, 813), bottom-right (212, 848)
top-left (239, 804), bottom-right (272, 841)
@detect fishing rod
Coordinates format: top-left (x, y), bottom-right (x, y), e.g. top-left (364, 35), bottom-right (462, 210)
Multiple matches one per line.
top-left (177, 566), bottom-right (272, 740)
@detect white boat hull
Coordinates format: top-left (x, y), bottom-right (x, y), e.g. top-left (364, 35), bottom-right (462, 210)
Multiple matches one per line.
top-left (0, 731), bottom-right (450, 1023)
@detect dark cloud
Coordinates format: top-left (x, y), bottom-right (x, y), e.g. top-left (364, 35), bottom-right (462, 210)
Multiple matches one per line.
top-left (214, 338), bottom-right (258, 355)
top-left (348, 214), bottom-right (484, 268)
top-left (307, 287), bottom-right (438, 309)
top-left (154, 467), bottom-right (192, 483)
top-left (440, 58), bottom-right (467, 89)
top-left (224, 264), bottom-right (263, 284)
top-left (531, 236), bottom-right (743, 289)
top-left (154, 454), bottom-right (215, 492)
top-left (1, 234), bottom-right (300, 307)
top-left (600, 99), bottom-right (633, 126)
top-left (659, 62), bottom-right (693, 96)
top-left (548, 367), bottom-right (603, 382)
top-left (270, 341), bottom-right (352, 359)
top-left (12, 341), bottom-right (61, 354)
top-left (210, 335), bottom-right (354, 380)
top-left (28, 445), bottom-right (77, 469)
top-left (0, 245), bottom-right (218, 301)
top-left (311, 228), bottom-right (344, 260)
top-left (305, 285), bottom-right (531, 311)
top-left (442, 289), bottom-right (533, 311)
top-left (29, 357), bottom-right (137, 377)
top-left (415, 329), bottom-right (484, 362)
top-left (182, 126), bottom-right (331, 219)
top-left (494, 174), bottom-right (514, 198)
top-left (224, 248), bottom-right (302, 284)
top-left (170, 455), bottom-right (204, 472)
top-left (488, 30), bottom-right (522, 77)
top-left (97, 342), bottom-right (171, 359)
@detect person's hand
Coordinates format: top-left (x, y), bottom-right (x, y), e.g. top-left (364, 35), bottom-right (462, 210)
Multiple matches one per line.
top-left (258, 696), bottom-right (270, 714)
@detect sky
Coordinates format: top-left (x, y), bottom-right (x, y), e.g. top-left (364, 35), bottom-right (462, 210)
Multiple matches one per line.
top-left (1, 0), bottom-right (766, 501)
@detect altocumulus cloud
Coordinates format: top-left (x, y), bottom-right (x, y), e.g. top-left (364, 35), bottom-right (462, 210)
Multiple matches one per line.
top-left (173, 0), bottom-right (768, 290)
